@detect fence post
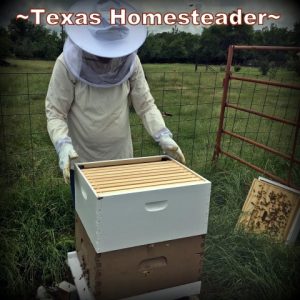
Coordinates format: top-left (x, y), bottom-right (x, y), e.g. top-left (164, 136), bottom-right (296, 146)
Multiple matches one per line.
top-left (213, 45), bottom-right (234, 161)
top-left (288, 107), bottom-right (300, 185)
top-left (26, 72), bottom-right (35, 185)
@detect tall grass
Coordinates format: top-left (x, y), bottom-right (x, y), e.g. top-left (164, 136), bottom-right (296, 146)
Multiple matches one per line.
top-left (201, 162), bottom-right (300, 300)
top-left (0, 60), bottom-right (299, 299)
top-left (0, 181), bottom-right (74, 298)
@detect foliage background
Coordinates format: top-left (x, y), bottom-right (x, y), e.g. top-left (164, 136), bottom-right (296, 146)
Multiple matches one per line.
top-left (0, 10), bottom-right (300, 300)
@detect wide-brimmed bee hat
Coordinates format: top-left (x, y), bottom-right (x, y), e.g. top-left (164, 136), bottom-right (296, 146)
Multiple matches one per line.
top-left (64, 0), bottom-right (147, 58)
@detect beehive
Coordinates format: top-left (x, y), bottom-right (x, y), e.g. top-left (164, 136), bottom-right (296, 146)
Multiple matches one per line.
top-left (74, 155), bottom-right (211, 299)
top-left (74, 155), bottom-right (211, 253)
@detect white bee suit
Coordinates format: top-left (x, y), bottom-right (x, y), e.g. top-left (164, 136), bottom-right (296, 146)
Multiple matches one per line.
top-left (45, 53), bottom-right (167, 166)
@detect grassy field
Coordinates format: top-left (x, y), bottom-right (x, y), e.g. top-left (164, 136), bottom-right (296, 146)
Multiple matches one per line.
top-left (0, 59), bottom-right (299, 299)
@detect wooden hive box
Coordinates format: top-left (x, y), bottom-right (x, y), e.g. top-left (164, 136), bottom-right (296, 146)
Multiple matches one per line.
top-left (74, 155), bottom-right (211, 253)
top-left (75, 214), bottom-right (205, 300)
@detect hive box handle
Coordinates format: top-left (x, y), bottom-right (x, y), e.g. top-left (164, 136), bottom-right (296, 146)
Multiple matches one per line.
top-left (80, 186), bottom-right (88, 201)
top-left (138, 256), bottom-right (168, 273)
top-left (145, 200), bottom-right (168, 212)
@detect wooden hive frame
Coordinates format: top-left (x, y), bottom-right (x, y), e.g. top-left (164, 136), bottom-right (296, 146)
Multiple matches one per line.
top-left (79, 156), bottom-right (205, 197)
top-left (237, 178), bottom-right (300, 241)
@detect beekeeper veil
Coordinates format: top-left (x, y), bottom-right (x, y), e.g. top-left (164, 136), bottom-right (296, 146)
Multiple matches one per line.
top-left (63, 38), bottom-right (137, 87)
top-left (63, 0), bottom-right (147, 88)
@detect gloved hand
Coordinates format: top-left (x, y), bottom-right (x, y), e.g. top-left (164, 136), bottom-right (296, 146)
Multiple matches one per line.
top-left (58, 143), bottom-right (79, 184)
top-left (159, 135), bottom-right (186, 164)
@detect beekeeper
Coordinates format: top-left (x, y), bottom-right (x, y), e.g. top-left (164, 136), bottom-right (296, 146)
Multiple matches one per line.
top-left (45, 0), bottom-right (185, 196)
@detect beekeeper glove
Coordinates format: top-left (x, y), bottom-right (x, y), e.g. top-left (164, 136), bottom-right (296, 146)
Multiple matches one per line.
top-left (55, 138), bottom-right (78, 184)
top-left (155, 129), bottom-right (186, 164)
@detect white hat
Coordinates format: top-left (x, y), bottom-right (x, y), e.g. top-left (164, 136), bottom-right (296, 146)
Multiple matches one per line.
top-left (65, 0), bottom-right (147, 58)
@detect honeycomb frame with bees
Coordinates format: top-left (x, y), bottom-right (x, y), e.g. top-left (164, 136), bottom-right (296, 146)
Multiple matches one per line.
top-left (237, 177), bottom-right (300, 242)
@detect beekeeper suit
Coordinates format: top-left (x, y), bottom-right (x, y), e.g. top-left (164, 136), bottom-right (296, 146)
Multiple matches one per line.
top-left (46, 0), bottom-right (185, 185)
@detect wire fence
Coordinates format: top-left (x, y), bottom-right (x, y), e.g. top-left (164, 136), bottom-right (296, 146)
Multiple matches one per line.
top-left (0, 65), bottom-right (299, 188)
top-left (0, 69), bottom-right (223, 187)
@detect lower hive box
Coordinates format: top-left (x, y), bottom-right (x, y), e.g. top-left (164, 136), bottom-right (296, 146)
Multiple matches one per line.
top-left (75, 214), bottom-right (205, 300)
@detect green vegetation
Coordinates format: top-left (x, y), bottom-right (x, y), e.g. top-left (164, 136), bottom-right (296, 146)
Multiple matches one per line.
top-left (202, 166), bottom-right (300, 300)
top-left (0, 60), bottom-right (299, 299)
top-left (1, 18), bottom-right (300, 68)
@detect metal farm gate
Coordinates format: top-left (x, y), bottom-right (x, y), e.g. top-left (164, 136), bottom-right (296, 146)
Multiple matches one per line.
top-left (213, 45), bottom-right (300, 189)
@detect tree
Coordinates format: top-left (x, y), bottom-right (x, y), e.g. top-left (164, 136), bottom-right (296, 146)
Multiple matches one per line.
top-left (0, 27), bottom-right (12, 64)
top-left (199, 25), bottom-right (230, 64)
top-left (198, 11), bottom-right (255, 65)
top-left (253, 24), bottom-right (293, 67)
top-left (8, 18), bottom-right (61, 60)
top-left (139, 33), bottom-right (166, 63)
